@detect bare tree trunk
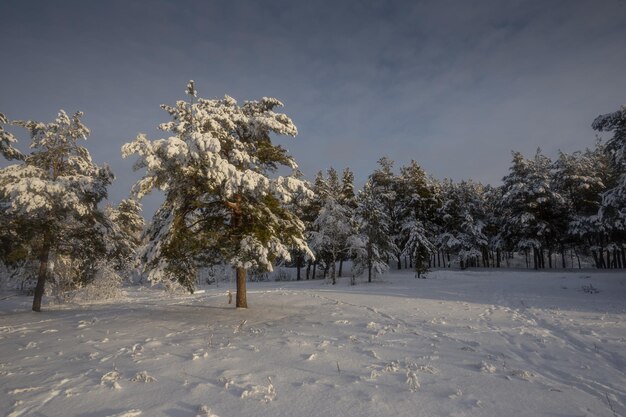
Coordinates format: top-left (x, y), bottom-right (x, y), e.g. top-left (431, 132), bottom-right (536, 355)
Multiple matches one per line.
top-left (236, 267), bottom-right (248, 308)
top-left (338, 259), bottom-right (343, 277)
top-left (331, 254), bottom-right (337, 285)
top-left (32, 246), bottom-right (50, 312)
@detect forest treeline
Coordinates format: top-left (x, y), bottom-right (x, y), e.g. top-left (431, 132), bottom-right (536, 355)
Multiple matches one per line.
top-left (1, 83), bottom-right (624, 311)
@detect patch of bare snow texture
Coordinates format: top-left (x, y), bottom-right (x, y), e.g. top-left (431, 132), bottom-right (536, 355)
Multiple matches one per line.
top-left (480, 361), bottom-right (497, 374)
top-left (105, 411), bottom-right (142, 417)
top-left (101, 369), bottom-right (122, 389)
top-left (240, 377), bottom-right (277, 403)
top-left (0, 269), bottom-right (625, 417)
top-left (197, 405), bottom-right (220, 417)
top-left (406, 371), bottom-right (420, 391)
top-left (130, 371), bottom-right (157, 383)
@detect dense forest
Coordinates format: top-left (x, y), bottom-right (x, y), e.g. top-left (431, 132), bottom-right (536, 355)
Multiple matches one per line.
top-left (1, 84), bottom-right (624, 311)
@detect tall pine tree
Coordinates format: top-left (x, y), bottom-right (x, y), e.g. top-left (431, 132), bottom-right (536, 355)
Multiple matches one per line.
top-left (123, 82), bottom-right (312, 307)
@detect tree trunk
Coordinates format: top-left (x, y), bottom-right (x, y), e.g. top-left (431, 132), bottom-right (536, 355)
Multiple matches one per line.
top-left (397, 255), bottom-right (401, 270)
top-left (367, 245), bottom-right (373, 283)
top-left (591, 250), bottom-right (600, 269)
top-left (331, 254), bottom-right (337, 285)
top-left (296, 255), bottom-right (302, 281)
top-left (312, 261), bottom-right (317, 279)
top-left (236, 267), bottom-right (248, 308)
top-left (548, 249), bottom-right (552, 269)
top-left (338, 259), bottom-right (343, 277)
top-left (32, 246), bottom-right (50, 312)
top-left (230, 197), bottom-right (248, 308)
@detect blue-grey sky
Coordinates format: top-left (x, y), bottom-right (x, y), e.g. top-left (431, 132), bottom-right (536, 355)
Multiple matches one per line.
top-left (2, 0), bottom-right (626, 215)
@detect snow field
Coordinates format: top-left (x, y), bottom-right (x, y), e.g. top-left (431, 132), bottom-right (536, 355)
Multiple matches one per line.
top-left (0, 269), bottom-right (625, 417)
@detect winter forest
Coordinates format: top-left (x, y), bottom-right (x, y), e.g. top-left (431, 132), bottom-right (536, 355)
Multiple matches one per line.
top-left (1, 83), bottom-right (626, 417)
top-left (1, 83), bottom-right (625, 312)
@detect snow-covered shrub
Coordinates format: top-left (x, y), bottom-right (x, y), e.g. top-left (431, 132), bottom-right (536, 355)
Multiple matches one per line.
top-left (0, 261), bottom-right (37, 293)
top-left (273, 268), bottom-right (293, 282)
top-left (75, 264), bottom-right (123, 302)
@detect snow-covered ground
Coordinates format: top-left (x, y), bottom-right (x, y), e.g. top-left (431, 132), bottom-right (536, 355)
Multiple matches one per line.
top-left (1, 269), bottom-right (625, 417)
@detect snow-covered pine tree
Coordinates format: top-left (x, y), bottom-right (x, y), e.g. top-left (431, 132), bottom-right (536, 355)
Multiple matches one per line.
top-left (309, 168), bottom-right (354, 285)
top-left (0, 110), bottom-right (114, 311)
top-left (353, 179), bottom-right (397, 282)
top-left (0, 113), bottom-right (23, 161)
top-left (106, 199), bottom-right (145, 278)
top-left (301, 171), bottom-right (327, 279)
top-left (553, 145), bottom-right (611, 268)
top-left (122, 82), bottom-right (312, 307)
top-left (370, 157), bottom-right (401, 268)
top-left (397, 161), bottom-right (439, 274)
top-left (435, 180), bottom-right (488, 268)
top-left (482, 184), bottom-right (504, 268)
top-left (338, 167), bottom-right (357, 277)
top-left (285, 174), bottom-right (314, 280)
top-left (500, 150), bottom-right (567, 269)
top-left (593, 106), bottom-right (626, 267)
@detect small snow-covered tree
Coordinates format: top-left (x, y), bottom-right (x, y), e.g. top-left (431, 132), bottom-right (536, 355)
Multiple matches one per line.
top-left (353, 180), bottom-right (397, 282)
top-left (123, 82), bottom-right (312, 307)
top-left (0, 110), bottom-right (114, 311)
top-left (309, 175), bottom-right (354, 285)
top-left (403, 220), bottom-right (434, 278)
top-left (106, 199), bottom-right (145, 277)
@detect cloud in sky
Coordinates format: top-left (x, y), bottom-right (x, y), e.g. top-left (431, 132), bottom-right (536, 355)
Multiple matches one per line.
top-left (1, 0), bottom-right (625, 214)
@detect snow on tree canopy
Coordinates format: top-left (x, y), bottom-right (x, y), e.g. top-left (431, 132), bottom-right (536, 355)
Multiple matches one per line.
top-left (123, 83), bottom-right (312, 298)
top-left (592, 105), bottom-right (626, 230)
top-left (0, 110), bottom-right (117, 311)
top-left (0, 113), bottom-right (24, 161)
